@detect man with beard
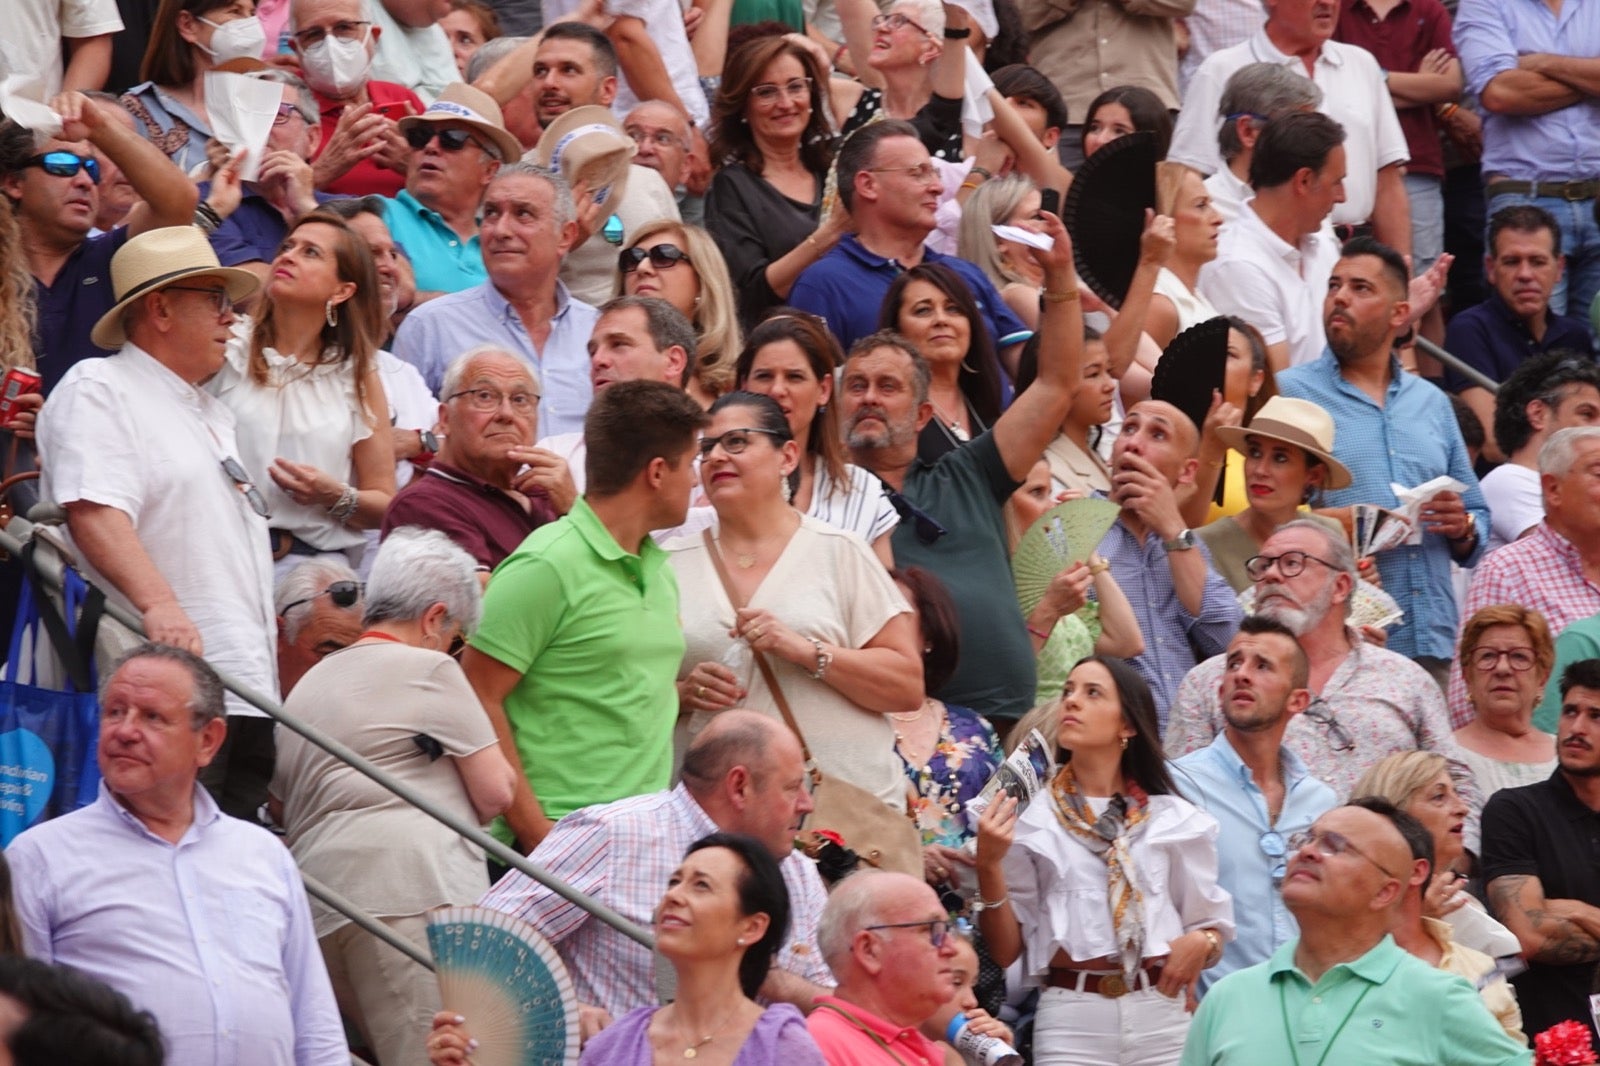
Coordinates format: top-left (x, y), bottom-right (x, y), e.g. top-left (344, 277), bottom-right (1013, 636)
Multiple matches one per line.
top-left (1483, 658), bottom-right (1600, 1045)
top-left (1173, 615), bottom-right (1336, 994)
top-left (1276, 237), bottom-right (1488, 681)
top-left (1166, 520), bottom-right (1472, 806)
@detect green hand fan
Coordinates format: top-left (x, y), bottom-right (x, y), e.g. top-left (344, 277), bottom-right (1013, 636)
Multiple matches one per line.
top-left (1012, 498), bottom-right (1122, 615)
top-left (426, 905), bottom-right (581, 1066)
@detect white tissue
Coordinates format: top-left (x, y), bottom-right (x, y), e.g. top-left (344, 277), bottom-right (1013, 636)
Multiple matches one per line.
top-left (204, 71), bottom-right (281, 182)
top-left (0, 77), bottom-right (63, 142)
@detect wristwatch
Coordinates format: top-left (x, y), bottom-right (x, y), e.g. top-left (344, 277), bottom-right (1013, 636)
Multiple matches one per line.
top-left (1451, 512), bottom-right (1478, 545)
top-left (417, 428), bottom-right (440, 458)
top-left (1162, 529), bottom-right (1197, 553)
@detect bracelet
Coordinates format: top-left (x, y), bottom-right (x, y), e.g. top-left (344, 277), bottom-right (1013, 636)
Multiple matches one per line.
top-left (943, 25), bottom-right (971, 38)
top-left (807, 636), bottom-right (833, 680)
top-left (1436, 101), bottom-right (1459, 120)
top-left (1041, 289), bottom-right (1080, 303)
top-left (1026, 624), bottom-right (1051, 641)
top-left (328, 483), bottom-right (359, 522)
top-left (968, 165), bottom-right (992, 182)
top-left (972, 895), bottom-right (1008, 912)
top-left (959, 181), bottom-right (982, 193)
top-left (1200, 928), bottom-right (1223, 966)
top-left (1089, 560), bottom-right (1110, 576)
top-left (193, 201), bottom-right (223, 234)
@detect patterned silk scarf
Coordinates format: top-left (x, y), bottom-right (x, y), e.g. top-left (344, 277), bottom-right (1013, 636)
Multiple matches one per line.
top-left (1049, 763), bottom-right (1152, 982)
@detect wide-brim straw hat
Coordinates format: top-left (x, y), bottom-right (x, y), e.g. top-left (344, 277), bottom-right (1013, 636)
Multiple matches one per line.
top-left (90, 226), bottom-right (261, 349)
top-left (1216, 395), bottom-right (1354, 490)
top-left (529, 105), bottom-right (635, 210)
top-left (397, 82), bottom-right (524, 166)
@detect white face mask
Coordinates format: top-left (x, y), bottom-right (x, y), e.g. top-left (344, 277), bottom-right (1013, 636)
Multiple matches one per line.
top-left (198, 14), bottom-right (267, 64)
top-left (301, 27), bottom-right (373, 98)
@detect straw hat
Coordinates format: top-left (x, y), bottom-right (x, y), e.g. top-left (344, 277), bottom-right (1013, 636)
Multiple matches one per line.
top-left (529, 105), bottom-right (635, 209)
top-left (90, 227), bottom-right (261, 349)
top-left (398, 82), bottom-right (523, 166)
top-left (1215, 396), bottom-right (1354, 490)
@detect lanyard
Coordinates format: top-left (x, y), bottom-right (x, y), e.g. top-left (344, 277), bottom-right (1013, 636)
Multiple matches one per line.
top-left (1279, 975), bottom-right (1375, 1066)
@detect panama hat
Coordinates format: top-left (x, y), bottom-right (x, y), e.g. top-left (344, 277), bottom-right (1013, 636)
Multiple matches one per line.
top-left (529, 105), bottom-right (635, 209)
top-left (90, 227), bottom-right (260, 350)
top-left (1216, 395), bottom-right (1354, 490)
top-left (398, 82), bottom-right (524, 166)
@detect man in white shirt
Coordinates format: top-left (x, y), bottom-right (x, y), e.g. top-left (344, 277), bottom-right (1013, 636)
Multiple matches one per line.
top-left (0, 0), bottom-right (122, 96)
top-left (541, 0), bottom-right (706, 127)
top-left (1204, 63), bottom-right (1322, 224)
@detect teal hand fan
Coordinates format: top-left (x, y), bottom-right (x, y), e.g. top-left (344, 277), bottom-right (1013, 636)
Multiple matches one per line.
top-left (426, 905), bottom-right (581, 1066)
top-left (1012, 498), bottom-right (1121, 615)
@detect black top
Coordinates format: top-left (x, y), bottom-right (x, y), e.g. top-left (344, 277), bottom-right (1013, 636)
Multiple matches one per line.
top-left (1480, 769), bottom-right (1600, 1042)
top-left (705, 161), bottom-right (822, 330)
top-left (840, 89), bottom-right (964, 162)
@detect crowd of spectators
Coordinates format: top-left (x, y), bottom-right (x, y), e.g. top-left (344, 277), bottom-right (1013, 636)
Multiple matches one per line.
top-left (2, 0), bottom-right (1599, 1061)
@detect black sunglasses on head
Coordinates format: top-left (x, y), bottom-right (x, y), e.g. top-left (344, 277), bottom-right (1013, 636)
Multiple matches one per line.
top-left (26, 151), bottom-right (100, 184)
top-left (280, 580), bottom-right (363, 616)
top-left (404, 125), bottom-right (481, 152)
top-left (618, 243), bottom-right (692, 274)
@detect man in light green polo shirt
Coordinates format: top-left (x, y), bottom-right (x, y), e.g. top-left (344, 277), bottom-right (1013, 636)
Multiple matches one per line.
top-left (1181, 804), bottom-right (1531, 1066)
top-left (463, 379), bottom-right (707, 852)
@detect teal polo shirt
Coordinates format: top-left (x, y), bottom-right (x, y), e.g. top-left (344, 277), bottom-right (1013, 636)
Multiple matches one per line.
top-left (381, 188), bottom-right (486, 294)
top-left (1181, 936), bottom-right (1531, 1066)
top-left (470, 497), bottom-right (685, 830)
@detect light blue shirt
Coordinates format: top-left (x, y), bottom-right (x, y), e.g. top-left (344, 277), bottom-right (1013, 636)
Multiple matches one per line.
top-left (1276, 353), bottom-right (1488, 660)
top-left (381, 189), bottom-right (487, 294)
top-left (392, 279), bottom-right (599, 438)
top-left (6, 783), bottom-right (346, 1065)
top-left (1173, 734), bottom-right (1338, 994)
top-left (1455, 0), bottom-right (1600, 182)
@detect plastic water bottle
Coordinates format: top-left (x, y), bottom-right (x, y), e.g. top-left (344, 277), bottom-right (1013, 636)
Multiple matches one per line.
top-left (945, 1015), bottom-right (1023, 1066)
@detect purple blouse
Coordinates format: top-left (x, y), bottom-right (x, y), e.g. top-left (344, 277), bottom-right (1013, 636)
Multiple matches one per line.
top-left (579, 1003), bottom-right (825, 1065)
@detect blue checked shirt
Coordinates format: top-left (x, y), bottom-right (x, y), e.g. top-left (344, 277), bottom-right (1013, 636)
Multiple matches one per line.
top-left (1276, 352), bottom-right (1488, 659)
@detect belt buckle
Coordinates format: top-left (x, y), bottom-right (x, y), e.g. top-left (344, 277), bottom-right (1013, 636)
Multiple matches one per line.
top-left (1099, 972), bottom-right (1128, 998)
top-left (1563, 182), bottom-right (1592, 202)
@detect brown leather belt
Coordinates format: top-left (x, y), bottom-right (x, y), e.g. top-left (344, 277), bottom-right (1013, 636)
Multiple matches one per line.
top-left (1045, 961), bottom-right (1165, 998)
top-left (1485, 179), bottom-right (1600, 202)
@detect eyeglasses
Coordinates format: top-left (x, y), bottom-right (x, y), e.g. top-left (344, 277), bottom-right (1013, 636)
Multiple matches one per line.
top-left (871, 11), bottom-right (932, 36)
top-left (164, 285), bottom-right (233, 316)
top-left (1471, 646), bottom-right (1539, 672)
top-left (864, 919), bottom-right (951, 948)
top-left (1244, 550), bottom-right (1341, 582)
top-left (624, 127), bottom-right (685, 150)
top-left (1301, 698), bottom-right (1354, 753)
top-left (868, 163), bottom-right (939, 184)
top-left (280, 579), bottom-right (363, 616)
top-left (696, 427), bottom-right (787, 458)
top-left (749, 77), bottom-right (814, 105)
top-left (404, 126), bottom-right (484, 153)
top-left (1259, 830), bottom-right (1287, 882)
top-left (291, 19), bottom-right (370, 48)
top-left (1287, 827), bottom-right (1398, 879)
top-left (273, 102), bottom-right (308, 126)
top-left (883, 487), bottom-right (947, 544)
top-left (25, 151), bottom-right (101, 184)
top-left (221, 457), bottom-right (270, 519)
top-left (447, 387), bottom-right (538, 413)
top-left (618, 244), bottom-right (692, 274)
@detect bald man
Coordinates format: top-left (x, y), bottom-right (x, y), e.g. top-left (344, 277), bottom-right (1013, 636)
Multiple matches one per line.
top-left (1099, 400), bottom-right (1243, 725)
top-left (1180, 805), bottom-right (1531, 1065)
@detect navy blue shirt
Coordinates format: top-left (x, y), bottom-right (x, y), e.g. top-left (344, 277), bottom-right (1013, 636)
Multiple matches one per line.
top-left (1441, 290), bottom-right (1595, 393)
top-left (33, 228), bottom-right (130, 393)
top-left (789, 235), bottom-right (1032, 354)
top-left (200, 182), bottom-right (342, 268)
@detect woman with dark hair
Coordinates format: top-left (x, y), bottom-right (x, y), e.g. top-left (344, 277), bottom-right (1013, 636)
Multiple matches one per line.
top-left (1180, 316), bottom-right (1279, 529)
top-left (705, 36), bottom-right (849, 328)
top-left (669, 392), bottom-right (923, 812)
top-left (735, 311), bottom-right (899, 564)
top-left (974, 656), bottom-right (1233, 1066)
top-left (879, 262), bottom-right (1007, 464)
top-left (213, 210), bottom-right (396, 577)
top-left (1081, 86), bottom-right (1173, 160)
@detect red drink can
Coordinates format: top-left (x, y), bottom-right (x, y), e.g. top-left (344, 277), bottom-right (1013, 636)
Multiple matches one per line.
top-left (0, 367), bottom-right (42, 425)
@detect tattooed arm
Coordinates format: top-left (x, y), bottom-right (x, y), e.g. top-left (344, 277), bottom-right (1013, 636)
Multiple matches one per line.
top-left (1487, 874), bottom-right (1600, 965)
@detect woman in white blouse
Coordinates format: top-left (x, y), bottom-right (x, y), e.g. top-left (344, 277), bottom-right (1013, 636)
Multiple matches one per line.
top-left (214, 212), bottom-right (396, 578)
top-left (1145, 162), bottom-right (1222, 350)
top-left (974, 655), bottom-right (1233, 1066)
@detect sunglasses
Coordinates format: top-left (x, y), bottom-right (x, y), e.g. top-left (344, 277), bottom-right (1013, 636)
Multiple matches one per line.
top-left (1302, 699), bottom-right (1355, 753)
top-left (619, 243), bottom-right (692, 274)
top-left (26, 151), bottom-right (100, 184)
top-left (864, 919), bottom-right (951, 948)
top-left (404, 126), bottom-right (484, 153)
top-left (221, 457), bottom-right (270, 519)
top-left (883, 486), bottom-right (946, 544)
top-left (280, 579), bottom-right (363, 616)
top-left (696, 427), bottom-right (787, 459)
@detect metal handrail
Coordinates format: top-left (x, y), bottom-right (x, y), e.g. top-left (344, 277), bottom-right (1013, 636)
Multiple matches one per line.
top-left (3, 511), bottom-right (655, 954)
top-left (1416, 337), bottom-right (1499, 394)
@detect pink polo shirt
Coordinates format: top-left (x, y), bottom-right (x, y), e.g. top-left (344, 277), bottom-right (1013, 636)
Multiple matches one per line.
top-left (806, 996), bottom-right (944, 1066)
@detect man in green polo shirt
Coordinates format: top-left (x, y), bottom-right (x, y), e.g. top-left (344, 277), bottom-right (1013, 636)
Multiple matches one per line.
top-left (463, 380), bottom-right (707, 852)
top-left (1181, 804), bottom-right (1531, 1066)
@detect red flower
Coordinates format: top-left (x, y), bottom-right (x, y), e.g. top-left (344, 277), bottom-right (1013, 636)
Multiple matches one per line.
top-left (1535, 1020), bottom-right (1598, 1065)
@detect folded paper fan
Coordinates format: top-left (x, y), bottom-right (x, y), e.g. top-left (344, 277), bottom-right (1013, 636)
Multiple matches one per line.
top-left (1012, 498), bottom-right (1121, 615)
top-left (1062, 131), bottom-right (1158, 309)
top-left (427, 905), bottom-right (580, 1066)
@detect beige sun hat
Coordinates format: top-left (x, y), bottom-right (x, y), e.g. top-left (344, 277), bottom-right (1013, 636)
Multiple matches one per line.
top-left (90, 227), bottom-right (261, 350)
top-left (529, 105), bottom-right (635, 210)
top-left (398, 82), bottom-right (524, 166)
top-left (1215, 395), bottom-right (1354, 490)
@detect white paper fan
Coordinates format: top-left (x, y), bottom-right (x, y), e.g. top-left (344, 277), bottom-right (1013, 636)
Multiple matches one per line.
top-left (1238, 580), bottom-right (1404, 632)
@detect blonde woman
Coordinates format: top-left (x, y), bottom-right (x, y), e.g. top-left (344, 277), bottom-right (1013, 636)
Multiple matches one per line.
top-left (958, 175), bottom-right (1047, 328)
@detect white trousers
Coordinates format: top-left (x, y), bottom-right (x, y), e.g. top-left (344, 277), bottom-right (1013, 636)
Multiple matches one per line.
top-left (1032, 982), bottom-right (1191, 1066)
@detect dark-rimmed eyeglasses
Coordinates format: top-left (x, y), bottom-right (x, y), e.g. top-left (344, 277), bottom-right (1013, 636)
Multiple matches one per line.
top-left (273, 102), bottom-right (308, 126)
top-left (871, 11), bottom-right (932, 36)
top-left (618, 244), bottom-right (692, 274)
top-left (291, 19), bottom-right (370, 48)
top-left (749, 77), bottom-right (814, 105)
top-left (221, 457), bottom-right (270, 519)
top-left (1471, 646), bottom-right (1538, 672)
top-left (280, 580), bottom-right (363, 616)
top-left (404, 126), bottom-right (484, 153)
top-left (864, 919), bottom-right (950, 948)
top-left (1244, 550), bottom-right (1341, 582)
top-left (25, 152), bottom-right (100, 184)
top-left (1302, 698), bottom-right (1354, 753)
top-left (697, 427), bottom-right (786, 458)
top-left (447, 387), bottom-right (537, 413)
top-left (883, 487), bottom-right (946, 544)
top-left (165, 286), bottom-right (233, 316)
top-left (1287, 827), bottom-right (1397, 879)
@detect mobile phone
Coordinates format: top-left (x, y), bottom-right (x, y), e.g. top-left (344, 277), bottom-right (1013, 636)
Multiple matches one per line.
top-left (1040, 188), bottom-right (1061, 217)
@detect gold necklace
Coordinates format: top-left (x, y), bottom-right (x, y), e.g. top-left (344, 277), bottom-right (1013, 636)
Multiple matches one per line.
top-left (889, 699), bottom-right (931, 724)
top-left (675, 1003), bottom-right (743, 1059)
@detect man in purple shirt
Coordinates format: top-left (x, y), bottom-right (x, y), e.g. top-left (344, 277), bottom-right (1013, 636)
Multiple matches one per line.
top-left (6, 645), bottom-right (346, 1066)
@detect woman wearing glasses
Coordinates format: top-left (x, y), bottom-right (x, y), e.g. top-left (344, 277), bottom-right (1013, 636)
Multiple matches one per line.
top-left (668, 392), bottom-right (923, 815)
top-left (830, 0), bottom-right (967, 162)
top-left (212, 210), bottom-right (396, 578)
top-left (1448, 605), bottom-right (1558, 798)
top-left (615, 220), bottom-right (743, 408)
top-left (974, 656), bottom-right (1233, 1066)
top-left (734, 311), bottom-right (898, 566)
